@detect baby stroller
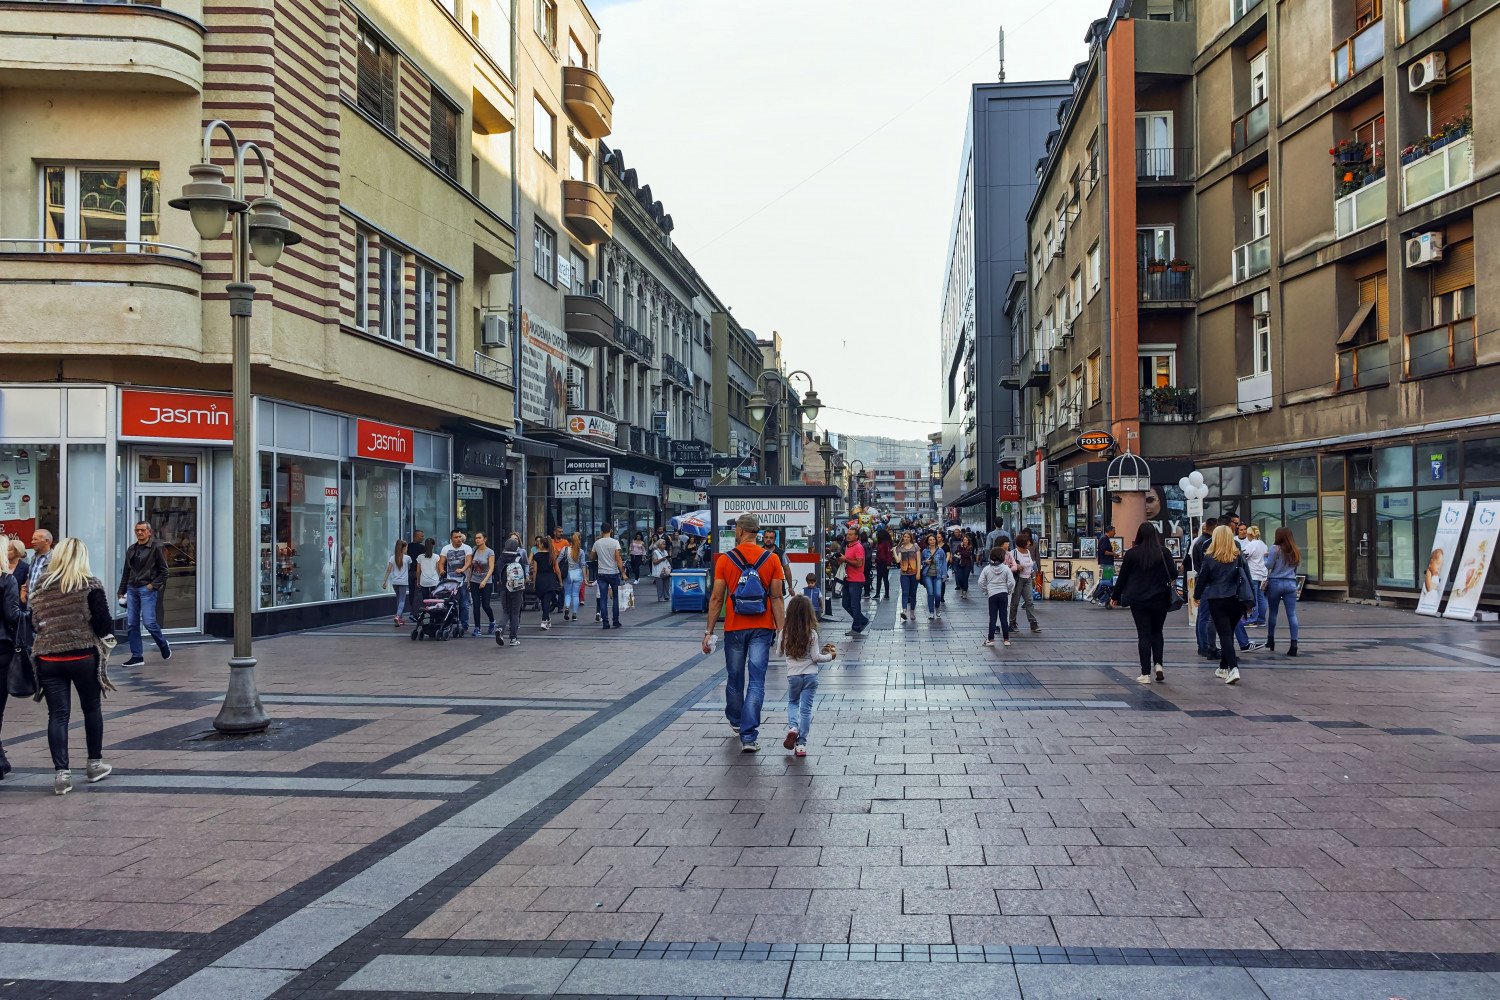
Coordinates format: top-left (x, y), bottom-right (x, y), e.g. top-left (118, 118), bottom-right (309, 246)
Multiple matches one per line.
top-left (411, 580), bottom-right (465, 641)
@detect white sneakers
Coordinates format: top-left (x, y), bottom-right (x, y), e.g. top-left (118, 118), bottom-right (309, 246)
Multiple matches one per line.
top-left (1154, 664), bottom-right (1165, 682)
top-left (1215, 667), bottom-right (1228, 680)
top-left (1136, 674), bottom-right (1152, 685)
top-left (1225, 667), bottom-right (1241, 685)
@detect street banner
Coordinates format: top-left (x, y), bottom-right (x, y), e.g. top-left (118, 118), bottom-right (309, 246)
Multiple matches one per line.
top-left (1416, 500), bottom-right (1469, 616)
top-left (1443, 501), bottom-right (1500, 620)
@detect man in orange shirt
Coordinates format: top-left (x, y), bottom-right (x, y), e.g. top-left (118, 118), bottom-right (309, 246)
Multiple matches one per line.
top-left (703, 513), bottom-right (785, 753)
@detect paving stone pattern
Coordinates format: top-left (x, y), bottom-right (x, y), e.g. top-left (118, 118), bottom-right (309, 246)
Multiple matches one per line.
top-left (0, 588), bottom-right (1497, 997)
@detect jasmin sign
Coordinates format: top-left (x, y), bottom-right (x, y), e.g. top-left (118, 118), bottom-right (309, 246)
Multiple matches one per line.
top-left (120, 389), bottom-right (233, 441)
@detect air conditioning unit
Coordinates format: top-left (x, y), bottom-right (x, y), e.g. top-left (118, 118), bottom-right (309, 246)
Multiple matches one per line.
top-left (1252, 290), bottom-right (1270, 317)
top-left (1409, 52), bottom-right (1446, 93)
top-left (1405, 231), bottom-right (1445, 268)
top-left (480, 312), bottom-right (507, 347)
top-left (588, 278), bottom-right (605, 297)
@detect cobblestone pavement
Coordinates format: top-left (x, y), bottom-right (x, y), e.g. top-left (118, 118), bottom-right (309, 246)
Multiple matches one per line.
top-left (2, 589), bottom-right (1500, 998)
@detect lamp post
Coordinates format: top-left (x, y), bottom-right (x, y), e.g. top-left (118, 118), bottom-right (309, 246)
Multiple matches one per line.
top-left (169, 121), bottom-right (301, 734)
top-left (747, 370), bottom-right (821, 486)
top-left (847, 460), bottom-right (866, 513)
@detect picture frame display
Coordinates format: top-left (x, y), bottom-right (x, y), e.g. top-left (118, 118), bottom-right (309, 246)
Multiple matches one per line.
top-left (1055, 542), bottom-right (1075, 559)
top-left (1078, 537), bottom-right (1098, 559)
top-left (1052, 559), bottom-right (1073, 580)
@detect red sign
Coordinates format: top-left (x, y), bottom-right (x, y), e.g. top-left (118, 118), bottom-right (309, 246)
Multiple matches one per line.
top-left (998, 470), bottom-right (1021, 502)
top-left (120, 390), bottom-right (233, 441)
top-left (355, 418), bottom-right (414, 464)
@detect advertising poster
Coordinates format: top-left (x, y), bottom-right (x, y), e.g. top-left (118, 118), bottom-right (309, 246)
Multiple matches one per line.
top-left (1416, 500), bottom-right (1468, 616)
top-left (323, 486), bottom-right (339, 601)
top-left (1443, 501), bottom-right (1500, 620)
top-left (519, 309), bottom-right (568, 429)
top-left (0, 448), bottom-right (38, 540)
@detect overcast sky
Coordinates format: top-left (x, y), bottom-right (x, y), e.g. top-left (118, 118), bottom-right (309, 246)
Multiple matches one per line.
top-left (591, 0), bottom-right (1108, 444)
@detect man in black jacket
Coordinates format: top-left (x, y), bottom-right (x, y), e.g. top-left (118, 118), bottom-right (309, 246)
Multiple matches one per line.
top-left (1187, 519), bottom-right (1218, 658)
top-left (117, 521), bottom-right (172, 667)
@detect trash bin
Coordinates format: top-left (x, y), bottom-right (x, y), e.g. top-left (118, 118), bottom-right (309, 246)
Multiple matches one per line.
top-left (670, 570), bottom-right (709, 613)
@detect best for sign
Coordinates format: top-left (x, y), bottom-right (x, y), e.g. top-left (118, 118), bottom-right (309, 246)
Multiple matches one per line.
top-left (355, 418), bottom-right (414, 463)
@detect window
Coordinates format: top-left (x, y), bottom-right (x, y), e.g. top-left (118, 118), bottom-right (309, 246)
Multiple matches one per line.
top-left (40, 164), bottom-right (160, 251)
top-left (414, 265), bottom-right (438, 355)
top-left (430, 92), bottom-right (460, 180)
top-left (532, 96), bottom-right (556, 162)
top-left (1249, 51), bottom-right (1268, 105)
top-left (568, 138), bottom-right (590, 182)
top-left (1139, 347), bottom-right (1176, 388)
top-left (473, 0), bottom-right (512, 76)
top-left (1252, 313), bottom-right (1271, 375)
top-left (535, 0), bottom-right (557, 50)
top-left (1087, 242), bottom-right (1101, 294)
top-left (1135, 112), bottom-right (1174, 176)
top-left (1042, 307), bottom-right (1054, 350)
top-left (1068, 167), bottom-right (1081, 208)
top-left (1251, 183), bottom-right (1270, 238)
top-left (1337, 271), bottom-right (1389, 390)
top-left (378, 245), bottom-right (404, 343)
top-left (1070, 269), bottom-right (1083, 319)
top-left (567, 31), bottom-right (588, 68)
top-left (569, 249), bottom-right (588, 295)
top-left (1031, 243), bottom-right (1043, 284)
top-left (1043, 223), bottom-right (1054, 258)
top-left (1085, 131), bottom-right (1100, 192)
top-left (1137, 225), bottom-right (1174, 265)
top-left (533, 221), bottom-right (555, 283)
top-left (354, 230), bottom-right (369, 330)
top-left (356, 23), bottom-right (397, 130)
top-left (1055, 290), bottom-right (1069, 332)
top-left (1409, 238), bottom-right (1476, 377)
top-left (1087, 352), bottom-right (1102, 404)
top-left (1428, 63), bottom-right (1471, 135)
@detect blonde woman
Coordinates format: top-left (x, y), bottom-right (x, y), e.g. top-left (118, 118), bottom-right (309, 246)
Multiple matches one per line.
top-left (28, 538), bottom-right (117, 794)
top-left (1241, 525), bottom-right (1269, 626)
top-left (1191, 525), bottom-right (1254, 685)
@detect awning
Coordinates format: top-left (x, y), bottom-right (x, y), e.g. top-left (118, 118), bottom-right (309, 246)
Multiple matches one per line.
top-left (951, 484), bottom-right (996, 508)
top-left (510, 436), bottom-right (559, 459)
top-left (1336, 301), bottom-right (1375, 346)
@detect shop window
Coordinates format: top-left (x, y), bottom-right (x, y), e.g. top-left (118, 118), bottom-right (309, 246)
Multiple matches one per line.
top-left (1251, 498), bottom-right (1283, 540)
top-left (412, 470), bottom-right (447, 539)
top-left (1220, 466), bottom-right (1247, 498)
top-left (1375, 445), bottom-right (1412, 488)
top-left (1320, 455), bottom-right (1346, 491)
top-left (1284, 457), bottom-right (1318, 493)
top-left (1376, 491), bottom-right (1416, 588)
top-left (1422, 440), bottom-right (1459, 485)
top-left (0, 445), bottom-right (60, 547)
top-left (1320, 495), bottom-right (1346, 582)
top-left (1349, 453), bottom-right (1377, 491)
top-left (41, 164), bottom-right (161, 251)
top-left (271, 456), bottom-right (342, 606)
top-left (1287, 495), bottom-right (1320, 579)
top-left (1464, 437), bottom-right (1500, 483)
top-left (352, 463), bottom-right (402, 598)
top-left (1416, 488), bottom-right (1461, 585)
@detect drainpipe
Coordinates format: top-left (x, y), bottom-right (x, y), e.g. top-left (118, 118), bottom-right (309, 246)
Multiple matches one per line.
top-left (508, 0), bottom-right (524, 538)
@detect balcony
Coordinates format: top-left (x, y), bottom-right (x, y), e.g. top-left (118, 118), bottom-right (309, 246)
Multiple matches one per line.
top-left (1231, 100), bottom-right (1270, 154)
top-left (1402, 0), bottom-right (1469, 41)
top-left (613, 319), bottom-right (654, 365)
top-left (1139, 387), bottom-right (1198, 423)
top-left (1335, 175), bottom-right (1386, 237)
top-left (472, 350), bottom-right (514, 387)
top-left (0, 1), bottom-right (204, 93)
top-left (1232, 234), bottom-right (1270, 283)
top-left (661, 352), bottom-right (691, 388)
top-left (1336, 340), bottom-right (1390, 391)
top-left (1136, 146), bottom-right (1193, 183)
top-left (1023, 355), bottom-right (1052, 389)
top-left (562, 65), bottom-right (613, 139)
top-left (1331, 20), bottom-right (1383, 86)
top-left (1406, 318), bottom-right (1475, 378)
top-left (1139, 264), bottom-right (1195, 304)
top-left (564, 292), bottom-right (615, 350)
top-left (1236, 371), bottom-right (1271, 412)
top-left (999, 363), bottom-right (1022, 391)
top-left (561, 179), bottom-right (613, 245)
top-left (1402, 133), bottom-right (1473, 209)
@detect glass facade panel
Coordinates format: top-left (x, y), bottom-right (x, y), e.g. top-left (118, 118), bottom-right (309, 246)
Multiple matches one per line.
top-left (1287, 496), bottom-right (1319, 579)
top-left (1254, 462), bottom-right (1281, 495)
top-left (412, 471), bottom-right (447, 540)
top-left (0, 444), bottom-right (61, 545)
top-left (1350, 453), bottom-right (1377, 492)
top-left (351, 463), bottom-right (402, 597)
top-left (1422, 441), bottom-right (1459, 486)
top-left (1321, 456), bottom-right (1345, 492)
top-left (273, 455), bottom-right (341, 606)
top-left (1464, 438), bottom-right (1500, 483)
top-left (1285, 457), bottom-right (1318, 493)
top-left (1416, 489), bottom-right (1460, 593)
top-left (65, 444), bottom-right (108, 582)
top-left (1251, 499), bottom-right (1283, 541)
top-left (1376, 446), bottom-right (1413, 488)
top-left (1375, 491), bottom-right (1415, 587)
top-left (1320, 495), bottom-right (1346, 582)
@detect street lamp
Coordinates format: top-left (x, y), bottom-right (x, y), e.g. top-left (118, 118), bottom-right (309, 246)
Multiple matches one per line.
top-left (170, 121), bottom-right (301, 734)
top-left (747, 370), bottom-right (820, 485)
top-left (847, 460), bottom-right (866, 512)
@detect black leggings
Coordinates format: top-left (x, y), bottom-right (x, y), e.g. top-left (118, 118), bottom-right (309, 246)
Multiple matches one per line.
top-left (1208, 598), bottom-right (1245, 669)
top-left (36, 652), bottom-right (103, 770)
top-left (873, 565), bottom-right (890, 600)
top-left (987, 593), bottom-right (1011, 641)
top-left (1128, 597), bottom-right (1170, 674)
top-left (470, 582), bottom-right (495, 625)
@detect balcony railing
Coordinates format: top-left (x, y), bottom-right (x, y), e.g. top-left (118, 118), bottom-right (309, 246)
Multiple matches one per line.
top-left (1402, 134), bottom-right (1473, 209)
top-left (1336, 340), bottom-right (1390, 391)
top-left (0, 237), bottom-right (196, 261)
top-left (1139, 387), bottom-right (1198, 423)
top-left (1139, 265), bottom-right (1195, 302)
top-left (613, 319), bottom-right (655, 364)
top-left (1331, 19), bottom-right (1383, 86)
top-left (472, 350), bottom-right (514, 386)
top-left (1136, 146), bottom-right (1193, 182)
top-left (1232, 234), bottom-right (1270, 282)
top-left (1406, 318), bottom-right (1476, 378)
top-left (1402, 0), bottom-right (1469, 41)
top-left (1231, 100), bottom-right (1270, 153)
top-left (1236, 371), bottom-right (1272, 412)
top-left (1335, 175), bottom-right (1387, 237)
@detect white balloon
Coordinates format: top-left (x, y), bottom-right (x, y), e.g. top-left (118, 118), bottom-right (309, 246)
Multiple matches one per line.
top-left (1196, 484), bottom-right (1211, 500)
top-left (1177, 477), bottom-right (1191, 493)
top-left (1188, 470), bottom-right (1205, 487)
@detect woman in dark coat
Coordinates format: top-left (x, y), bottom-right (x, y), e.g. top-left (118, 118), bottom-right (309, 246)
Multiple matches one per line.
top-left (0, 558), bottom-right (21, 778)
top-left (1111, 521), bottom-right (1178, 685)
top-left (530, 534), bottom-right (563, 630)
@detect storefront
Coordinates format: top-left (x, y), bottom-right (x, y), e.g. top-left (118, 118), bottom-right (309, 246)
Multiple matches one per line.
top-left (611, 467), bottom-right (660, 535)
top-left (664, 485), bottom-right (703, 518)
top-left (453, 434), bottom-right (512, 545)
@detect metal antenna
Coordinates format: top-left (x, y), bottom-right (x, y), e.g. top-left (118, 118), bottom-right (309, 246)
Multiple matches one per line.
top-left (998, 27), bottom-right (1006, 81)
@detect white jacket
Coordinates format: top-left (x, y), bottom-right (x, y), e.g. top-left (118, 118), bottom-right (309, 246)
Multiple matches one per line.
top-left (976, 561), bottom-right (1014, 598)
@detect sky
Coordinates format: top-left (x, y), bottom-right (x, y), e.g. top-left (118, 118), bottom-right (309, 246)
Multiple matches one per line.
top-left (591, 0), bottom-right (1109, 444)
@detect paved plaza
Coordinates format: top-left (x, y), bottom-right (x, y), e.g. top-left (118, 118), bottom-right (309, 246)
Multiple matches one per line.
top-left (2, 591), bottom-right (1500, 998)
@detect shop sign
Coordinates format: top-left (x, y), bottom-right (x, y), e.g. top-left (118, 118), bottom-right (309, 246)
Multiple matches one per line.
top-left (716, 496), bottom-right (815, 528)
top-left (460, 439), bottom-right (509, 479)
top-left (1077, 430), bottom-right (1114, 453)
top-left (456, 485), bottom-right (485, 500)
top-left (354, 418), bottom-right (414, 464)
top-left (1444, 501), bottom-right (1500, 621)
top-left (665, 485), bottom-right (700, 506)
top-left (1022, 460), bottom-right (1047, 500)
top-left (519, 310), bottom-right (569, 429)
top-left (1417, 500), bottom-right (1469, 616)
top-left (553, 474), bottom-right (593, 498)
top-left (671, 441), bottom-right (711, 463)
top-left (119, 389), bottom-right (233, 441)
top-left (672, 462), bottom-right (712, 481)
top-left (998, 470), bottom-right (1021, 502)
top-left (566, 411), bottom-right (616, 444)
top-left (612, 469), bottom-right (660, 496)
top-left (563, 457), bottom-right (610, 477)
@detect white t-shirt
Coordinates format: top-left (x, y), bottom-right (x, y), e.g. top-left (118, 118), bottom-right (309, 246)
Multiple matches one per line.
top-left (386, 554), bottom-right (411, 585)
top-left (439, 543), bottom-right (473, 582)
top-left (1242, 538), bottom-right (1269, 581)
top-left (416, 553), bottom-right (442, 588)
top-left (591, 536), bottom-right (624, 576)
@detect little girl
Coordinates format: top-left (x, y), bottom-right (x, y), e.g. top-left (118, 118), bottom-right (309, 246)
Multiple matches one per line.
top-left (780, 595), bottom-right (835, 757)
top-left (976, 545), bottom-right (1015, 647)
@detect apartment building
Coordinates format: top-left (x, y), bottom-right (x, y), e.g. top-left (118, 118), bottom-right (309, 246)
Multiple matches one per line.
top-left (755, 331), bottom-right (807, 486)
top-left (868, 466), bottom-right (931, 517)
top-left (939, 80), bottom-right (1073, 525)
top-left (0, 0), bottom-right (519, 633)
top-left (710, 312), bottom-right (765, 482)
top-left (1011, 0), bottom-right (1499, 604)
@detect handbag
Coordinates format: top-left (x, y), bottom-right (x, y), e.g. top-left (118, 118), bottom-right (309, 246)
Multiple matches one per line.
top-left (5, 610), bottom-right (37, 699)
top-left (1165, 554), bottom-right (1186, 613)
top-left (1235, 558), bottom-right (1256, 609)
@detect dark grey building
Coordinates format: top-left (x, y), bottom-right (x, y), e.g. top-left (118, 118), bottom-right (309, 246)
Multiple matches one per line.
top-left (939, 80), bottom-right (1072, 525)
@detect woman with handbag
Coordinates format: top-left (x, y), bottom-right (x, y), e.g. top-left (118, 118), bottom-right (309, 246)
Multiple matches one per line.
top-left (27, 537), bottom-right (117, 794)
top-left (0, 556), bottom-right (22, 779)
top-left (919, 532), bottom-right (948, 621)
top-left (896, 531), bottom-right (921, 621)
top-left (1192, 525), bottom-right (1256, 685)
top-left (1110, 522), bottom-right (1178, 685)
top-left (650, 537), bottom-right (673, 602)
top-left (1007, 530), bottom-right (1041, 634)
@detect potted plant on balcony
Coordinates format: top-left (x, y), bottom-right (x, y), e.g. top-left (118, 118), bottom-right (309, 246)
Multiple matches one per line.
top-left (1146, 257), bottom-right (1168, 274)
top-left (1329, 138), bottom-right (1368, 165)
top-left (1167, 257), bottom-right (1192, 273)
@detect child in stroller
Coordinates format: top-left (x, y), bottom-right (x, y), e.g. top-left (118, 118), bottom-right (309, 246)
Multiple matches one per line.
top-left (411, 579), bottom-right (465, 640)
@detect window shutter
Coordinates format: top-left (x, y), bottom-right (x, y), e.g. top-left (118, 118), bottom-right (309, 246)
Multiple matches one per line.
top-left (356, 32), bottom-right (380, 118)
top-left (1429, 66), bottom-right (1471, 132)
top-left (381, 46), bottom-right (397, 129)
top-left (1354, 0), bottom-right (1377, 27)
top-left (1432, 239), bottom-right (1474, 296)
top-left (1354, 272), bottom-right (1388, 343)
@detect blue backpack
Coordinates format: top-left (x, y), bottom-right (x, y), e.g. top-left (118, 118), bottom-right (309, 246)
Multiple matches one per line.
top-left (727, 549), bottom-right (774, 615)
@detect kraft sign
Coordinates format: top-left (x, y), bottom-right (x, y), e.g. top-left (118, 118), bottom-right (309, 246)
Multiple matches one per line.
top-left (120, 390), bottom-right (233, 441)
top-left (355, 418), bottom-right (414, 463)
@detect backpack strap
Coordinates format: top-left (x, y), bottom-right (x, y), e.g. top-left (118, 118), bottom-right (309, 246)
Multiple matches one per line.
top-left (727, 549), bottom-right (750, 573)
top-left (750, 550), bottom-right (773, 572)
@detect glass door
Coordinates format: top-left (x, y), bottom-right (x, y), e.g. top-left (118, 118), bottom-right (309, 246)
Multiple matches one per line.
top-left (135, 451), bottom-right (202, 632)
top-left (1348, 494), bottom-right (1377, 598)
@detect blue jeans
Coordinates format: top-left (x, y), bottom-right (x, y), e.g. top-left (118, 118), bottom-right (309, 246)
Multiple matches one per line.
top-left (1248, 583), bottom-right (1268, 624)
top-left (125, 584), bottom-right (168, 659)
top-left (597, 573), bottom-right (622, 625)
top-left (1266, 578), bottom-right (1300, 643)
top-left (1195, 594), bottom-right (1217, 652)
top-left (923, 575), bottom-right (942, 613)
top-left (723, 628), bottom-right (773, 744)
top-left (787, 673), bottom-right (818, 743)
top-left (564, 568), bottom-right (583, 616)
top-left (899, 574), bottom-right (918, 610)
top-left (453, 580), bottom-right (471, 629)
top-left (842, 580), bottom-right (868, 632)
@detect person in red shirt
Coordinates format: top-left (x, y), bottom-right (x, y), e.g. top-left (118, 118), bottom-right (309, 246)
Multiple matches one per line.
top-left (704, 513), bottom-right (785, 752)
top-left (840, 527), bottom-right (869, 636)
